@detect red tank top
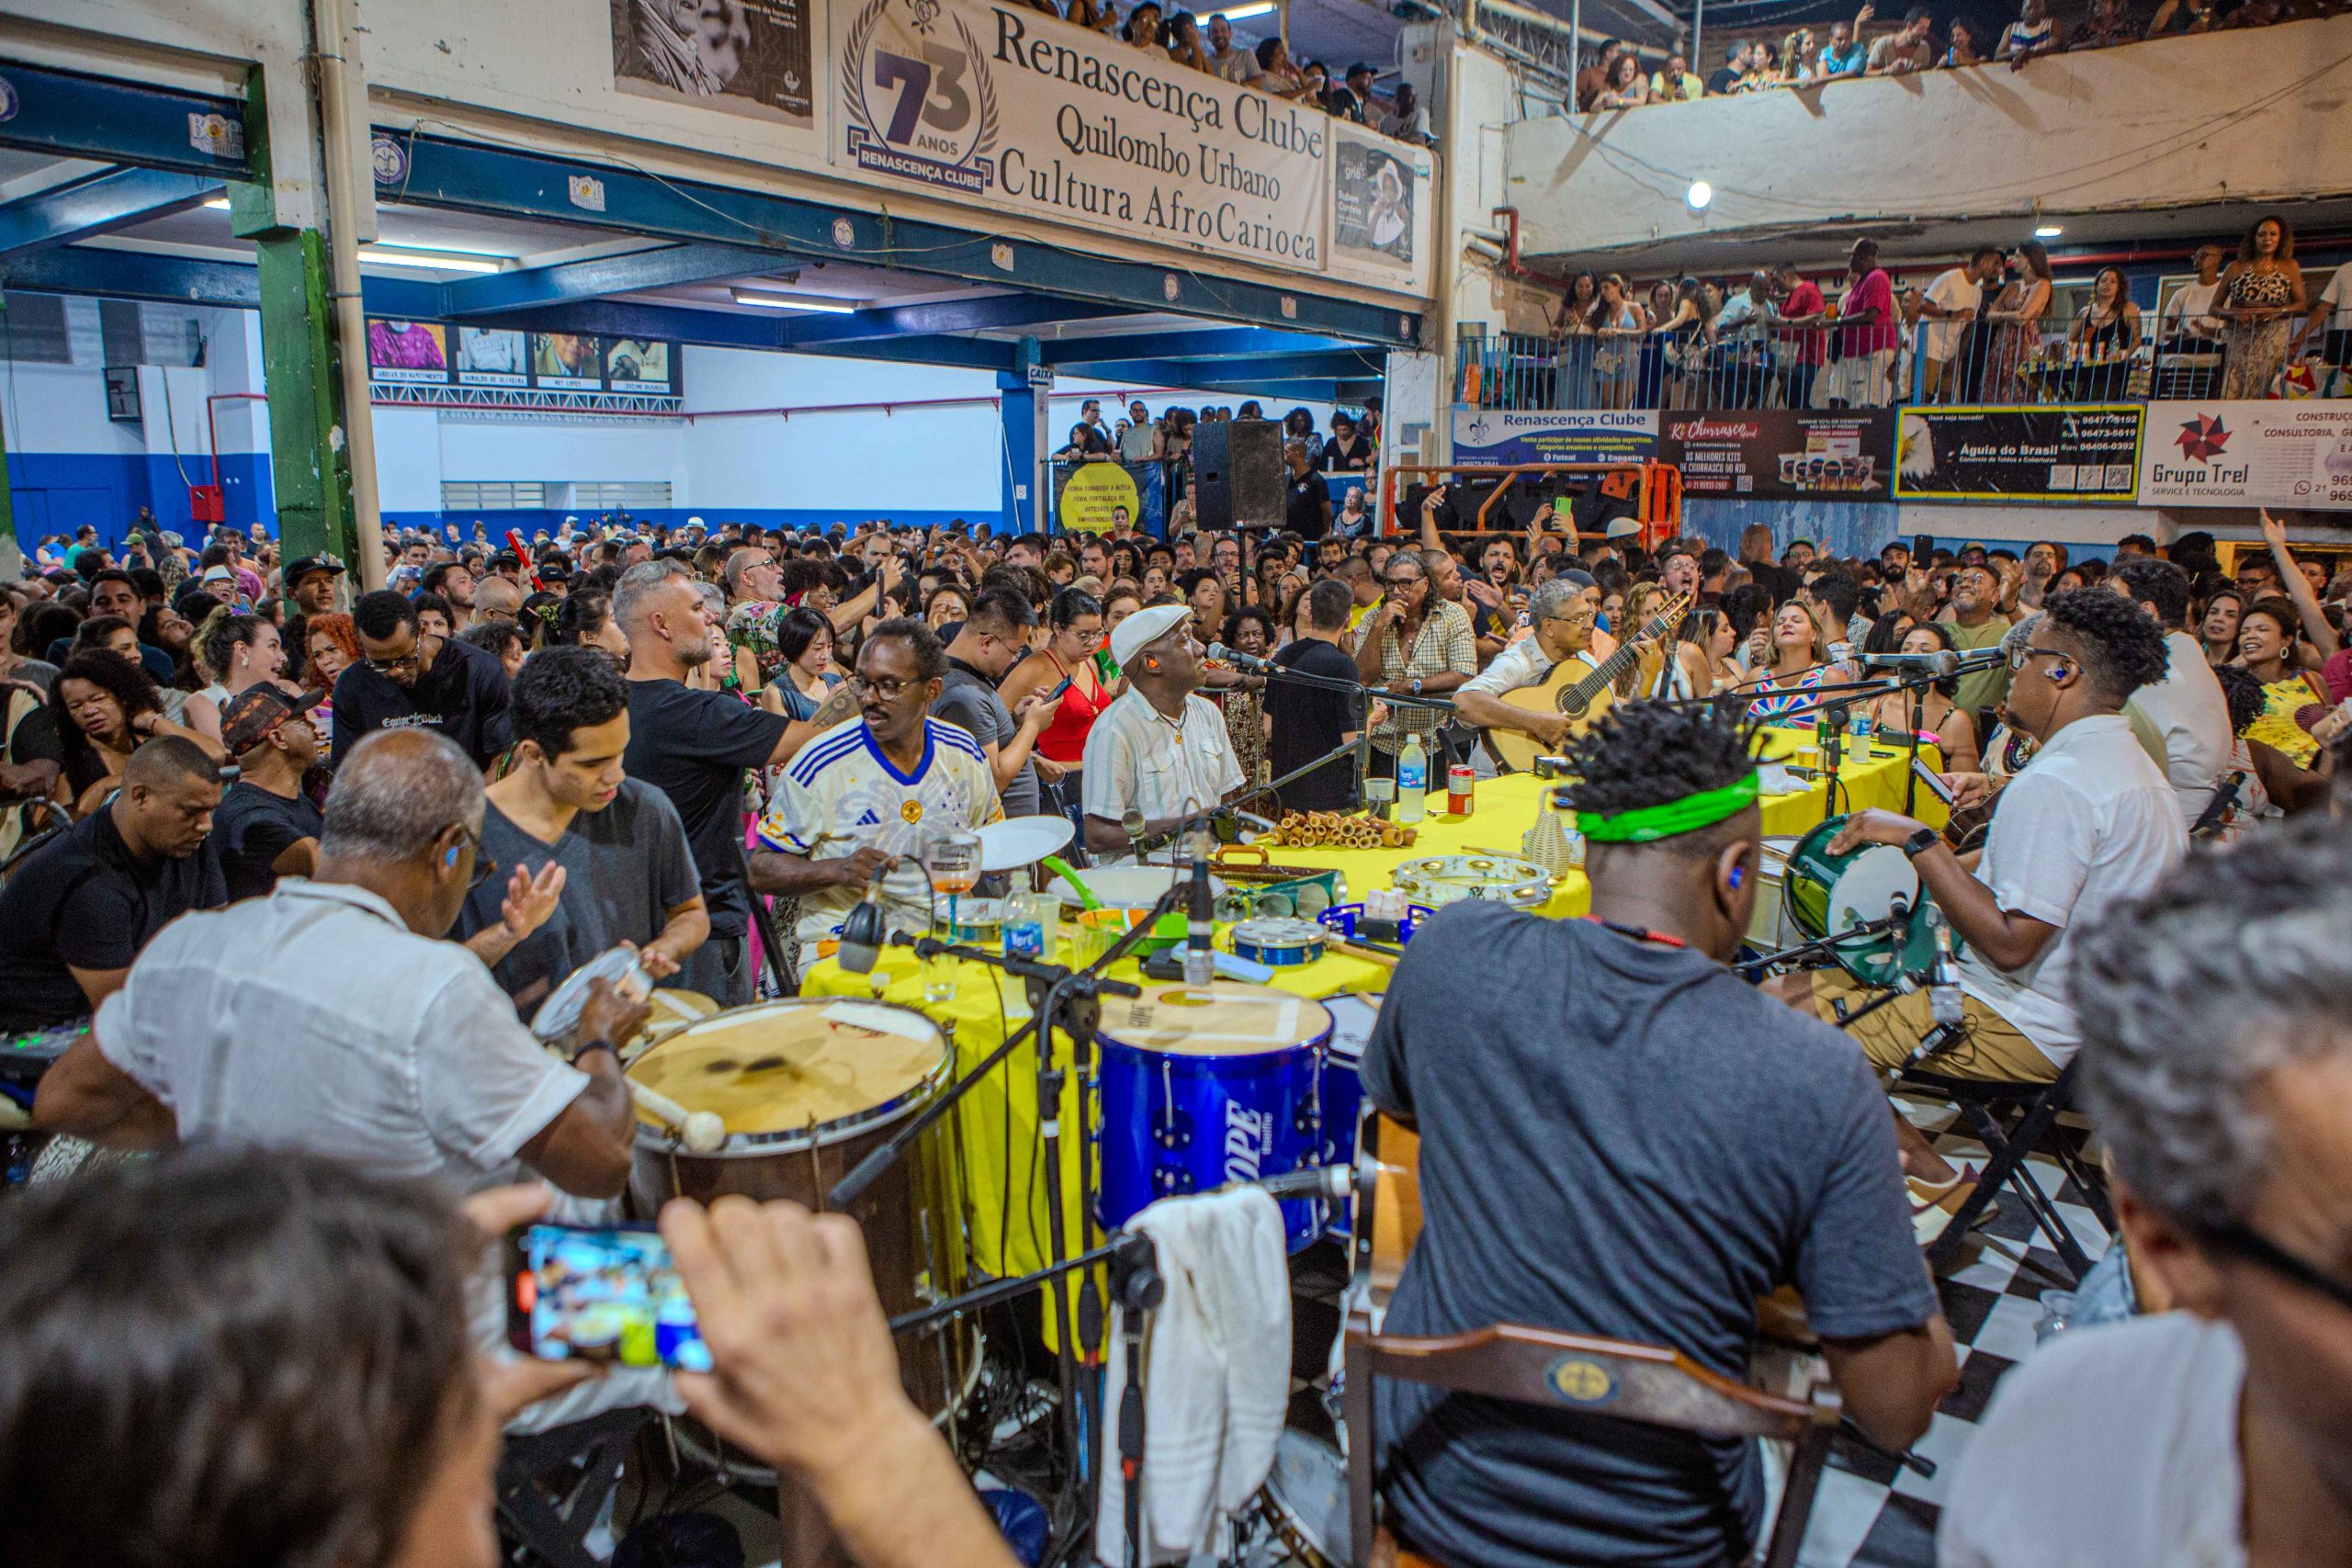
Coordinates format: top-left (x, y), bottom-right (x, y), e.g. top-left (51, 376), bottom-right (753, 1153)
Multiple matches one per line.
top-left (1035, 649), bottom-right (1109, 764)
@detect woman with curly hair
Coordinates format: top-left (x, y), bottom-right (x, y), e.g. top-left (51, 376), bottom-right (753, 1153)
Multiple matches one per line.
top-left (47, 650), bottom-right (224, 817)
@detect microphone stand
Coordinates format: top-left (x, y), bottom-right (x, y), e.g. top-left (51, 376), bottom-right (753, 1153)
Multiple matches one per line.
top-left (1233, 656), bottom-right (1456, 811)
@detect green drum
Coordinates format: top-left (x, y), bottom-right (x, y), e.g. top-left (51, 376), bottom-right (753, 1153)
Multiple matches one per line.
top-left (1782, 816), bottom-right (1946, 987)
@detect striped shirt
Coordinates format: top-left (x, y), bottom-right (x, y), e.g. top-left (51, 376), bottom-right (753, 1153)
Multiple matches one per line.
top-left (1352, 598), bottom-right (1476, 754)
top-left (755, 717), bottom-right (1002, 945)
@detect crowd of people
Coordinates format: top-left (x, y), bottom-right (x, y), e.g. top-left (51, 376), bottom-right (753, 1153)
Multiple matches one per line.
top-left (1053, 394), bottom-right (1385, 536)
top-left (1573, 0), bottom-right (2342, 109)
top-left (1522, 218), bottom-right (2352, 411)
top-left (4, 493), bottom-right (2351, 1565)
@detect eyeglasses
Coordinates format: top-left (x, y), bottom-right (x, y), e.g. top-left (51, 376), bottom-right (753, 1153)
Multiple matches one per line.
top-left (1383, 573), bottom-right (1425, 589)
top-left (452, 822), bottom-right (500, 894)
top-left (366, 646), bottom-right (423, 676)
top-left (851, 673), bottom-right (922, 700)
top-left (2007, 644), bottom-right (2074, 675)
top-left (2202, 1220), bottom-right (2352, 1314)
top-left (1547, 611), bottom-right (1598, 628)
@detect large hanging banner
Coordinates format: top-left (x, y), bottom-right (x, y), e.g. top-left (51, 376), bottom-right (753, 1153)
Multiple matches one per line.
top-left (2139, 400), bottom-right (2352, 509)
top-left (1893, 406), bottom-right (2143, 502)
top-left (1325, 120), bottom-right (1430, 295)
top-left (611, 0), bottom-right (818, 127)
top-left (1656, 410), bottom-right (1894, 500)
top-left (831, 0), bottom-right (1329, 274)
top-left (1450, 407), bottom-right (1657, 465)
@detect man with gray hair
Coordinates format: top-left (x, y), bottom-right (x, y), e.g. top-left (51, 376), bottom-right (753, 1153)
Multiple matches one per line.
top-left (1940, 814), bottom-right (2352, 1565)
top-left (616, 559), bottom-right (847, 1003)
top-left (1453, 574), bottom-right (1640, 752)
top-left (34, 727), bottom-right (664, 1429)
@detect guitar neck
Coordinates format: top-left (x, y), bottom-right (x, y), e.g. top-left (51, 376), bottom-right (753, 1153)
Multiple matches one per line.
top-left (1566, 630), bottom-right (1648, 705)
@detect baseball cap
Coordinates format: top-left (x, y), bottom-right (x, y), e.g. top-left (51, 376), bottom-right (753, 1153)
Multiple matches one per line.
top-left (1603, 518), bottom-right (1644, 539)
top-left (1109, 603), bottom-right (1191, 670)
top-left (200, 564), bottom-right (237, 584)
top-left (220, 684), bottom-right (323, 753)
top-left (284, 554), bottom-right (346, 586)
top-left (491, 549), bottom-right (523, 570)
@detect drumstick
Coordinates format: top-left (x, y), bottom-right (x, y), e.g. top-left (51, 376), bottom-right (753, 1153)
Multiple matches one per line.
top-left (629, 1080), bottom-right (727, 1154)
top-left (1331, 939), bottom-right (1400, 970)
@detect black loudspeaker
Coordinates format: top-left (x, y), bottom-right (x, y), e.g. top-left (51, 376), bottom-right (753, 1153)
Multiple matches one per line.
top-left (1192, 419), bottom-right (1285, 531)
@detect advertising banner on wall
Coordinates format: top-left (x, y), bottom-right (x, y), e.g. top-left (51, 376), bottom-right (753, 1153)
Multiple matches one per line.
top-left (368, 321), bottom-right (684, 409)
top-left (1656, 410), bottom-right (1893, 500)
top-left (831, 0), bottom-right (1329, 276)
top-left (611, 0), bottom-right (818, 126)
top-left (2140, 401), bottom-right (2352, 509)
top-left (1054, 460), bottom-right (1142, 534)
top-left (1325, 122), bottom-right (1430, 295)
top-left (1893, 406), bottom-right (2143, 502)
top-left (1449, 407), bottom-right (1658, 466)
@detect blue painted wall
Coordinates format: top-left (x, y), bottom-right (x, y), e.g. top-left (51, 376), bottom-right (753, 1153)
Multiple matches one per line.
top-left (9, 451), bottom-right (276, 549)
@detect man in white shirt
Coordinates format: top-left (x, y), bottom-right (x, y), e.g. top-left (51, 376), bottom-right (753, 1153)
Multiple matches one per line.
top-left (1918, 247), bottom-right (2002, 401)
top-left (1941, 815), bottom-right (2352, 1568)
top-left (1455, 577), bottom-right (1622, 752)
top-left (2161, 244), bottom-right (2229, 350)
top-left (750, 619), bottom-right (1003, 964)
top-left (2292, 254), bottom-right (2352, 373)
top-left (31, 727), bottom-right (667, 1431)
top-left (2110, 558), bottom-right (2232, 830)
top-left (1080, 604), bottom-right (1243, 857)
top-left (1772, 589), bottom-right (2185, 1223)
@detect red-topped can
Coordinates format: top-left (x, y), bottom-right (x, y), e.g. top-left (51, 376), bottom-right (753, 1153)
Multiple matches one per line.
top-left (1447, 764), bottom-right (1476, 816)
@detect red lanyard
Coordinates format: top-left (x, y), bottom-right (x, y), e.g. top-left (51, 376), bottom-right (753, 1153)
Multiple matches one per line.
top-left (1580, 915), bottom-right (1689, 951)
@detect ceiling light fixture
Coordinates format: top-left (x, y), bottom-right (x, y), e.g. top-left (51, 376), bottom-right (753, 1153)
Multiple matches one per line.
top-left (1686, 180), bottom-right (1713, 212)
top-left (730, 287), bottom-right (863, 313)
top-left (353, 245), bottom-right (506, 275)
top-left (202, 197), bottom-right (231, 210)
top-left (2034, 224), bottom-right (2063, 239)
top-left (1221, 2), bottom-right (1278, 17)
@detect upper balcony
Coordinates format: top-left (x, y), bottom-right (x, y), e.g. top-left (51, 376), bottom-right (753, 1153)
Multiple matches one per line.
top-left (1501, 14), bottom-right (2352, 270)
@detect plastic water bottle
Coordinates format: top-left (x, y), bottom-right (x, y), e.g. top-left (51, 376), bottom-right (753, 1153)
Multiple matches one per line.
top-left (1396, 734), bottom-right (1429, 825)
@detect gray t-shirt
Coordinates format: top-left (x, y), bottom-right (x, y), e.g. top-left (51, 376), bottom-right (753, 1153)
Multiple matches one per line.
top-left (934, 660), bottom-right (1039, 818)
top-left (454, 777), bottom-right (702, 1020)
top-left (1361, 903), bottom-right (1937, 1567)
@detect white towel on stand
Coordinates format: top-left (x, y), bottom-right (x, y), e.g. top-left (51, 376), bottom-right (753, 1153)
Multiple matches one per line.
top-left (1094, 1186), bottom-right (1291, 1565)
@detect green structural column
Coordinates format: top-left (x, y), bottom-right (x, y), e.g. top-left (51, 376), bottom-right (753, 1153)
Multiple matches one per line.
top-left (250, 227), bottom-right (357, 569)
top-left (232, 65), bottom-right (356, 572)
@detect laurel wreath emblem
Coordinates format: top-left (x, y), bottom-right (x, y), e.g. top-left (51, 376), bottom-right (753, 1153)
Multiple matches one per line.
top-left (840, 0), bottom-right (999, 165)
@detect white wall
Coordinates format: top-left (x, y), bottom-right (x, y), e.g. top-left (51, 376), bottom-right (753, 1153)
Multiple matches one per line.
top-left (1503, 16), bottom-right (2352, 256)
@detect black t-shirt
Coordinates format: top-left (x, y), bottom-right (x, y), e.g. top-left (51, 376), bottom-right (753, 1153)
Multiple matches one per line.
top-left (330, 634), bottom-right (513, 769)
top-left (623, 680), bottom-right (789, 939)
top-left (1361, 905), bottom-right (1937, 1567)
top-left (212, 779), bottom-right (324, 902)
top-left (1319, 434), bottom-right (1375, 471)
top-left (1706, 65), bottom-right (1740, 94)
top-left (1284, 473), bottom-right (1331, 540)
top-left (0, 803), bottom-right (228, 1031)
top-left (1266, 638), bottom-right (1361, 812)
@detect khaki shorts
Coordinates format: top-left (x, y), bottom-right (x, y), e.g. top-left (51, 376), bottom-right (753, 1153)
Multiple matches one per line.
top-left (1798, 969), bottom-right (2060, 1085)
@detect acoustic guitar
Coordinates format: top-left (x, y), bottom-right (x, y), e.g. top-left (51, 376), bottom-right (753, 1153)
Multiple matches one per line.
top-left (1483, 593), bottom-right (1692, 773)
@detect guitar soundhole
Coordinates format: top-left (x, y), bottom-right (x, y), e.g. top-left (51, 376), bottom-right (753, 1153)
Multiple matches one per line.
top-left (1557, 694), bottom-right (1588, 718)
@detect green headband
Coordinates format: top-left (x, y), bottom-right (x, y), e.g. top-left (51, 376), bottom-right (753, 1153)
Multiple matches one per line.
top-left (1578, 773), bottom-right (1759, 843)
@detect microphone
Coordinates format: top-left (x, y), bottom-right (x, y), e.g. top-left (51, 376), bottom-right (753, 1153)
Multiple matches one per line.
top-left (1206, 641), bottom-right (1275, 675)
top-left (1183, 820), bottom-right (1215, 988)
top-left (1926, 904), bottom-right (1964, 1027)
top-left (836, 856), bottom-right (899, 975)
top-left (1121, 807), bottom-right (1148, 863)
top-left (1860, 649), bottom-right (2003, 677)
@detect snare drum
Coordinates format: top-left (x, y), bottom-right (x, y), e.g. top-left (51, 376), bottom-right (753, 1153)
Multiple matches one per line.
top-left (625, 998), bottom-right (973, 1418)
top-left (1094, 982), bottom-right (1332, 1252)
top-left (1315, 993), bottom-right (1384, 1241)
top-left (1782, 817), bottom-right (1942, 987)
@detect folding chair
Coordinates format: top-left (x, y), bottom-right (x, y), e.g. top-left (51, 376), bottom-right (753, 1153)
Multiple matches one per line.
top-left (495, 1407), bottom-right (652, 1568)
top-left (1340, 1115), bottom-right (1842, 1568)
top-left (1897, 1058), bottom-right (2110, 1282)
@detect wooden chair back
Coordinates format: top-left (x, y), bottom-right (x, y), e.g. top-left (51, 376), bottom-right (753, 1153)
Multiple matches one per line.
top-left (1341, 1112), bottom-right (1842, 1568)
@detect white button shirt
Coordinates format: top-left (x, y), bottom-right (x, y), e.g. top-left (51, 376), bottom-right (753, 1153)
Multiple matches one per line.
top-left (2127, 630), bottom-right (2234, 828)
top-left (1081, 688), bottom-right (1244, 833)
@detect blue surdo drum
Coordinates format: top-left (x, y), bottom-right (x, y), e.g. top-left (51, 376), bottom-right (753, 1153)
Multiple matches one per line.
top-left (1313, 993), bottom-right (1385, 1242)
top-left (1094, 981), bottom-right (1332, 1252)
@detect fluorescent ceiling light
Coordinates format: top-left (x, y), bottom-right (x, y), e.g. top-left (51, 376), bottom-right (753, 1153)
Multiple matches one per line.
top-left (2034, 224), bottom-right (2064, 238)
top-left (202, 197), bottom-right (231, 210)
top-left (354, 245), bottom-right (506, 275)
top-left (731, 287), bottom-right (862, 313)
top-left (1686, 180), bottom-right (1713, 211)
top-left (1221, 2), bottom-right (1278, 17)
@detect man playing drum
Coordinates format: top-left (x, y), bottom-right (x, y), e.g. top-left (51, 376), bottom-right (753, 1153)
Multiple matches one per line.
top-left (750, 618), bottom-right (1003, 970)
top-left (1769, 587), bottom-right (2185, 1235)
top-left (1358, 701), bottom-right (1953, 1568)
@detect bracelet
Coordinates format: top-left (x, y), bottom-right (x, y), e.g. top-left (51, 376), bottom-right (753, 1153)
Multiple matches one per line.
top-left (571, 1037), bottom-right (618, 1066)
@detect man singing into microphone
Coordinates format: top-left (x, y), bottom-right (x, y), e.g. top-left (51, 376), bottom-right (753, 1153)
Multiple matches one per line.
top-left (1080, 604), bottom-right (1244, 860)
top-left (750, 619), bottom-right (1001, 971)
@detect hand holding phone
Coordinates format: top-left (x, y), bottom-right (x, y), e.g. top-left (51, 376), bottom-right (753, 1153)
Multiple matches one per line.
top-left (507, 1222), bottom-right (712, 1372)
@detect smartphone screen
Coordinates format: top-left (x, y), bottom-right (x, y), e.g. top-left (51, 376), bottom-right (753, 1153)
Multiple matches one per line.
top-left (1045, 675), bottom-right (1075, 702)
top-left (505, 1223), bottom-right (711, 1372)
top-left (1912, 755), bottom-right (1957, 807)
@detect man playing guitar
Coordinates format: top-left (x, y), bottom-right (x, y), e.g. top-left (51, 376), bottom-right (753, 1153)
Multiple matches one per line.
top-left (1455, 579), bottom-right (1671, 754)
top-left (1356, 700), bottom-right (1953, 1566)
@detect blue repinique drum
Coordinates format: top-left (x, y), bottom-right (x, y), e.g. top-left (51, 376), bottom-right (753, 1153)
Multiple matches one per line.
top-left (1314, 994), bottom-right (1384, 1242)
top-left (1094, 981), bottom-right (1332, 1252)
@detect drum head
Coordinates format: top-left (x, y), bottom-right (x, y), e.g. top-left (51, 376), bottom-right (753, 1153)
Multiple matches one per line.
top-left (1096, 982), bottom-right (1333, 1057)
top-left (534, 944), bottom-right (649, 1043)
top-left (1322, 993), bottom-right (1383, 1067)
top-left (1828, 844), bottom-right (1919, 934)
top-left (628, 998), bottom-right (948, 1145)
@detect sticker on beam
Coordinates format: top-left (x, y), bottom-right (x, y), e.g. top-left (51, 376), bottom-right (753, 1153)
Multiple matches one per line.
top-left (991, 242), bottom-right (1015, 272)
top-left (1281, 296), bottom-right (1297, 320)
top-left (1162, 274), bottom-right (1180, 302)
top-left (372, 134), bottom-right (409, 186)
top-left (567, 175), bottom-right (606, 212)
top-left (188, 112), bottom-right (243, 161)
top-left (0, 78), bottom-right (17, 125)
top-left (832, 216), bottom-right (855, 247)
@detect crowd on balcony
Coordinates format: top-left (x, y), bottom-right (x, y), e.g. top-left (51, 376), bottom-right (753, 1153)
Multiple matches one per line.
top-left (1571, 0), bottom-right (2343, 108)
top-left (1052, 397), bottom-right (1383, 535)
top-left (1016, 0), bottom-right (1435, 142)
top-left (1523, 216), bottom-right (2351, 410)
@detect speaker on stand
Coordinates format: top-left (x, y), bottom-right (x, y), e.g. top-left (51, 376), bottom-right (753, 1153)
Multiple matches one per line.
top-left (1191, 420), bottom-right (1285, 531)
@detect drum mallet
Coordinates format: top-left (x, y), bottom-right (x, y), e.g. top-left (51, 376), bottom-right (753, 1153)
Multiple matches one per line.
top-left (628, 1080), bottom-right (727, 1154)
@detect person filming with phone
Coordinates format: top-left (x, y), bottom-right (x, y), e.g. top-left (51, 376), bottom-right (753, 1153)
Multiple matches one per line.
top-left (32, 726), bottom-right (673, 1432)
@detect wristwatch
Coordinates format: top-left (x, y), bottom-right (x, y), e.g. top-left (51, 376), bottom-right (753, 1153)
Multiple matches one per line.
top-left (1900, 826), bottom-right (1941, 859)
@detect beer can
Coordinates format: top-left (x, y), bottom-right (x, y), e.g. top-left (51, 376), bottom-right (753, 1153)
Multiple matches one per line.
top-left (1447, 764), bottom-right (1476, 816)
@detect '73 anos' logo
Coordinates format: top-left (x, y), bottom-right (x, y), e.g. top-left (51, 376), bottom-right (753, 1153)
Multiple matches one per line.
top-left (842, 0), bottom-right (1000, 194)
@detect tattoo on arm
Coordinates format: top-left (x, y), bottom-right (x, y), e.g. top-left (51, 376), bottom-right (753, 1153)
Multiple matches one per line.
top-left (809, 683), bottom-right (861, 730)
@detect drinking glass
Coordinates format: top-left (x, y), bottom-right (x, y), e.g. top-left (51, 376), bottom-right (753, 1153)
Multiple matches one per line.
top-left (922, 830), bottom-right (981, 1004)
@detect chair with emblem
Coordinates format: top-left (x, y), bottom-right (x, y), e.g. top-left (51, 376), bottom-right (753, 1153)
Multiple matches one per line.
top-left (1340, 1112), bottom-right (1843, 1568)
